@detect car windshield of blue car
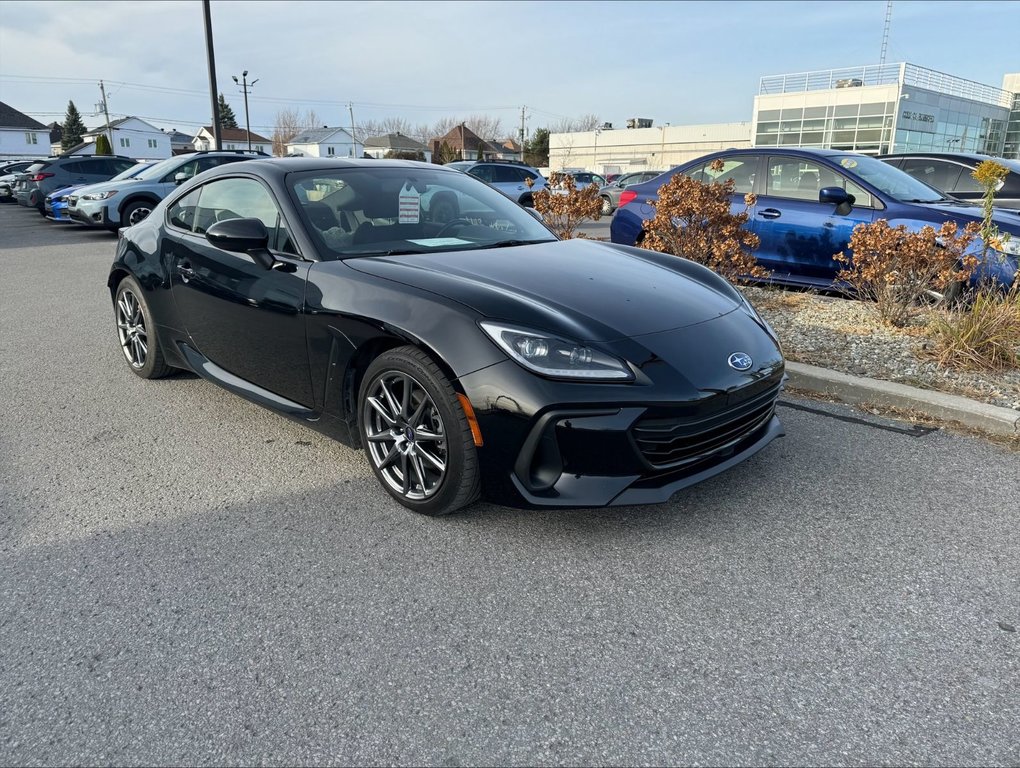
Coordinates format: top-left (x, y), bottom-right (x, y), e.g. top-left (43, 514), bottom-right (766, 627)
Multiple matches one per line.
top-left (288, 166), bottom-right (556, 260)
top-left (834, 154), bottom-right (949, 204)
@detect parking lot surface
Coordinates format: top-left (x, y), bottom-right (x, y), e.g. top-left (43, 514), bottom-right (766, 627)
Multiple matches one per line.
top-left (1, 204), bottom-right (1018, 765)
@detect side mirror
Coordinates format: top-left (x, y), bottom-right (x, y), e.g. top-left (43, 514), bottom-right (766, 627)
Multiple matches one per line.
top-left (205, 217), bottom-right (274, 269)
top-left (174, 172), bottom-right (189, 185)
top-left (819, 186), bottom-right (850, 205)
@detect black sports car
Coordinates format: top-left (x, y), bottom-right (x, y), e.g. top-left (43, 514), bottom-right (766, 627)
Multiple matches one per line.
top-left (108, 158), bottom-right (785, 515)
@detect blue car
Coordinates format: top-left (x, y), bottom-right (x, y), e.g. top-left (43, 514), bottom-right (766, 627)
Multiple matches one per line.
top-left (610, 148), bottom-right (1019, 289)
top-left (44, 183), bottom-right (85, 221)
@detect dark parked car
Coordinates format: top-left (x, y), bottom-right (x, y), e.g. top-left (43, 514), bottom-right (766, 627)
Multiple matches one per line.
top-left (20, 154), bottom-right (138, 212)
top-left (611, 148), bottom-right (1019, 289)
top-left (598, 170), bottom-right (665, 214)
top-left (879, 152), bottom-right (1020, 210)
top-left (109, 158), bottom-right (785, 515)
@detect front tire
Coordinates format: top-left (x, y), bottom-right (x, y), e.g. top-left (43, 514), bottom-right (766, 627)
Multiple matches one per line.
top-left (121, 200), bottom-right (154, 229)
top-left (114, 275), bottom-right (174, 379)
top-left (358, 347), bottom-right (479, 516)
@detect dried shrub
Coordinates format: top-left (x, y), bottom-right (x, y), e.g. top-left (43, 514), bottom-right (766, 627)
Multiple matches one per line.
top-left (926, 283), bottom-right (1020, 371)
top-left (532, 173), bottom-right (602, 239)
top-left (834, 219), bottom-right (979, 327)
top-left (640, 159), bottom-right (766, 284)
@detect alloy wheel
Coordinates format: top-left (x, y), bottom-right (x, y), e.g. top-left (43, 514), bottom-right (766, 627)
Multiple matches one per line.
top-left (116, 289), bottom-right (148, 368)
top-left (362, 371), bottom-right (448, 501)
top-left (127, 205), bottom-right (153, 226)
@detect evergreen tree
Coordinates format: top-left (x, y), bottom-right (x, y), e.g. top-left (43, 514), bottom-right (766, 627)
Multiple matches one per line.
top-left (217, 93), bottom-right (239, 129)
top-left (525, 127), bottom-right (550, 167)
top-left (94, 134), bottom-right (112, 156)
top-left (61, 100), bottom-right (87, 151)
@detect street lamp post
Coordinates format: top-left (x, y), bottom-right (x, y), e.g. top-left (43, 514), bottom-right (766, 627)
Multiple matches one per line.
top-left (593, 127), bottom-right (602, 174)
top-left (231, 70), bottom-right (258, 151)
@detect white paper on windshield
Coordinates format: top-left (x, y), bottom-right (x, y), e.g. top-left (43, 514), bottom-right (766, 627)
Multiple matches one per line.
top-left (398, 186), bottom-right (421, 224)
top-left (407, 237), bottom-right (471, 247)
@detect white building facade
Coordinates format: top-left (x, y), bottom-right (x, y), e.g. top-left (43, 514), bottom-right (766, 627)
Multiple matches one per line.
top-left (549, 122), bottom-right (752, 176)
top-left (83, 117), bottom-right (172, 159)
top-left (286, 127), bottom-right (362, 158)
top-left (753, 63), bottom-right (1019, 158)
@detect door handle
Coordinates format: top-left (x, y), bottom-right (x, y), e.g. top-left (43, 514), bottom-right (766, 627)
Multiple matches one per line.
top-left (758, 208), bottom-right (782, 219)
top-left (177, 262), bottom-right (195, 282)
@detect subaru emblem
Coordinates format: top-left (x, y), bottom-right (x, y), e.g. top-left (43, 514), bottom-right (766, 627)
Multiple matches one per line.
top-left (728, 352), bottom-right (753, 371)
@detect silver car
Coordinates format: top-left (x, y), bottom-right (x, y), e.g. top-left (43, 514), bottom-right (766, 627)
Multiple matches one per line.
top-left (598, 170), bottom-right (665, 214)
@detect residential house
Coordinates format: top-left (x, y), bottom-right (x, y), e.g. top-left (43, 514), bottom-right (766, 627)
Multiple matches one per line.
top-left (285, 127), bottom-right (362, 158)
top-left (165, 129), bottom-right (195, 155)
top-left (362, 132), bottom-right (431, 162)
top-left (192, 126), bottom-right (272, 154)
top-left (0, 101), bottom-right (50, 159)
top-left (82, 117), bottom-right (171, 159)
top-left (428, 123), bottom-right (488, 162)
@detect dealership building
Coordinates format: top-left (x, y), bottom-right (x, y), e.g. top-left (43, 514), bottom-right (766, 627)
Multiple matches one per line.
top-left (548, 62), bottom-right (1020, 174)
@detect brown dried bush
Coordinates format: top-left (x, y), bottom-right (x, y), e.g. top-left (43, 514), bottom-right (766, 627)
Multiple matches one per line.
top-left (834, 219), bottom-right (979, 328)
top-left (532, 173), bottom-right (602, 239)
top-left (640, 159), bottom-right (766, 284)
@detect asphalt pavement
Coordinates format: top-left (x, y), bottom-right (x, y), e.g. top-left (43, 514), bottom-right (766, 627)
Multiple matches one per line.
top-left (1, 203), bottom-right (1018, 766)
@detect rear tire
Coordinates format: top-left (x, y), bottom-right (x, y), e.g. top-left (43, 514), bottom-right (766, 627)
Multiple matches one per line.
top-left (600, 196), bottom-right (613, 215)
top-left (358, 347), bottom-right (479, 516)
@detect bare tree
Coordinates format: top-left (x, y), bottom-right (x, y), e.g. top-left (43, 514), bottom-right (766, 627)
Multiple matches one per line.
top-left (272, 108), bottom-right (323, 156)
top-left (551, 114), bottom-right (602, 134)
top-left (464, 114), bottom-right (504, 141)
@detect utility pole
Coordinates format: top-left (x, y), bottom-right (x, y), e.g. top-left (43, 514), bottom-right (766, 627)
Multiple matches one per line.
top-left (232, 70), bottom-right (258, 151)
top-left (98, 80), bottom-right (113, 149)
top-left (348, 102), bottom-right (357, 156)
top-left (520, 105), bottom-right (527, 160)
top-left (202, 0), bottom-right (222, 150)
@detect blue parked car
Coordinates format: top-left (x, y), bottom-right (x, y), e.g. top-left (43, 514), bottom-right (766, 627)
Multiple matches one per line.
top-left (610, 148), bottom-right (1019, 289)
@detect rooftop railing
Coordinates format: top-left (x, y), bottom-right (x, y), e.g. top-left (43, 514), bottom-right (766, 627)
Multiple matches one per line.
top-left (759, 63), bottom-right (1012, 108)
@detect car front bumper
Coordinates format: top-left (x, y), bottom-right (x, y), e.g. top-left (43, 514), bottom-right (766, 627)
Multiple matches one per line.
top-left (461, 356), bottom-right (786, 510)
top-left (67, 196), bottom-right (113, 228)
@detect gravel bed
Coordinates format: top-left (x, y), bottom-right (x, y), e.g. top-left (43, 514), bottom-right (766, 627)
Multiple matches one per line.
top-left (740, 286), bottom-right (1020, 411)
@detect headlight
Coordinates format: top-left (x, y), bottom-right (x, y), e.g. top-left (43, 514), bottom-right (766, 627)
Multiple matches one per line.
top-left (480, 321), bottom-right (634, 381)
top-left (996, 237), bottom-right (1020, 257)
top-left (81, 190), bottom-right (117, 200)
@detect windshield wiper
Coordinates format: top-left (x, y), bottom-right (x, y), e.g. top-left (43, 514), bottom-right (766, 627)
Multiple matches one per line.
top-left (345, 248), bottom-right (425, 258)
top-left (900, 198), bottom-right (949, 204)
top-left (473, 239), bottom-right (557, 249)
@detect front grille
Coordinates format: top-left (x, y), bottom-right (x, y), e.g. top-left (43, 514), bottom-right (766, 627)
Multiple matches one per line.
top-left (631, 381), bottom-right (782, 469)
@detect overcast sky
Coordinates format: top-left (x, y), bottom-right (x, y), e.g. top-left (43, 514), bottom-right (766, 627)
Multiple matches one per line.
top-left (1, 0), bottom-right (1018, 140)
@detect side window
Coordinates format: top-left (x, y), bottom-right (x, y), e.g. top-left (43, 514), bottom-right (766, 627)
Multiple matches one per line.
top-left (949, 167), bottom-right (983, 195)
top-left (492, 166), bottom-right (522, 183)
top-left (767, 157), bottom-right (829, 201)
top-left (192, 177), bottom-right (294, 254)
top-left (843, 179), bottom-right (875, 209)
top-left (167, 188), bottom-right (201, 231)
top-left (900, 159), bottom-right (963, 193)
top-left (686, 158), bottom-right (757, 194)
top-left (112, 159), bottom-right (136, 174)
top-left (62, 161), bottom-right (84, 175)
top-left (85, 159), bottom-right (111, 175)
top-left (469, 165), bottom-right (494, 183)
top-left (167, 159), bottom-right (200, 184)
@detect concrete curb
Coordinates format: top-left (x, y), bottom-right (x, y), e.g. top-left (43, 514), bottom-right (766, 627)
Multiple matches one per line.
top-left (785, 361), bottom-right (1020, 438)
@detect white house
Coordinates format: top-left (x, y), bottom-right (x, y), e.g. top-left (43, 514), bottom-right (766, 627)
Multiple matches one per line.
top-left (286, 127), bottom-right (362, 158)
top-left (0, 101), bottom-right (51, 159)
top-left (82, 117), bottom-right (172, 159)
top-left (192, 126), bottom-right (271, 154)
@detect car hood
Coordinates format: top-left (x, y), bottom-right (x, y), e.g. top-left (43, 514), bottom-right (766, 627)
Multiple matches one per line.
top-left (345, 238), bottom-right (743, 341)
top-left (72, 178), bottom-right (141, 196)
top-left (916, 200), bottom-right (1020, 233)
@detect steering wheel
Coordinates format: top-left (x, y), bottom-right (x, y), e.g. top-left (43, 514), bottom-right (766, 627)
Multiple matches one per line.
top-left (435, 218), bottom-right (475, 237)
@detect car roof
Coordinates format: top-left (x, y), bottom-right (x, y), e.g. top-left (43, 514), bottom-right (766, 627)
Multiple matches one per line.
top-left (877, 151), bottom-right (995, 162)
top-left (196, 156), bottom-right (458, 180)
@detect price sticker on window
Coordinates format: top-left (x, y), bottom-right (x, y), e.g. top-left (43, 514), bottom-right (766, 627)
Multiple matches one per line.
top-left (398, 184), bottom-right (421, 224)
